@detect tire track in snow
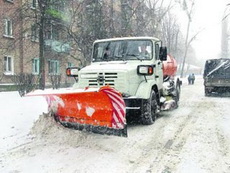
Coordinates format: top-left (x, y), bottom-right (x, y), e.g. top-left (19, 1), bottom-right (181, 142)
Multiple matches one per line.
top-left (149, 100), bottom-right (216, 173)
top-left (216, 129), bottom-right (230, 172)
top-left (215, 99), bottom-right (230, 173)
top-left (126, 93), bottom-right (204, 170)
top-left (148, 98), bottom-right (230, 173)
top-left (128, 77), bottom-right (225, 173)
top-left (127, 101), bottom-right (202, 173)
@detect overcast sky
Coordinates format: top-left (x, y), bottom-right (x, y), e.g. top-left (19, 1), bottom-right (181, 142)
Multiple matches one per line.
top-left (187, 0), bottom-right (227, 60)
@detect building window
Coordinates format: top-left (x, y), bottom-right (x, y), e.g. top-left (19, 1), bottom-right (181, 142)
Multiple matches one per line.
top-left (4, 56), bottom-right (13, 75)
top-left (45, 24), bottom-right (53, 40)
top-left (4, 19), bottom-right (13, 37)
top-left (48, 60), bottom-right (60, 75)
top-left (31, 0), bottom-right (37, 9)
top-left (68, 62), bottom-right (74, 67)
top-left (45, 24), bottom-right (59, 40)
top-left (32, 58), bottom-right (39, 74)
top-left (31, 24), bottom-right (39, 42)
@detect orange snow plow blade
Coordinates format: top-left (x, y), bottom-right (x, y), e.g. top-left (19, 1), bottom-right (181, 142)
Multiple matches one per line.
top-left (26, 86), bottom-right (127, 137)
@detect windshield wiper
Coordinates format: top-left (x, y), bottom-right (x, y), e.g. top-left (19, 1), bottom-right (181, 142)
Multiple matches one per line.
top-left (126, 54), bottom-right (142, 61)
top-left (114, 55), bottom-right (123, 60)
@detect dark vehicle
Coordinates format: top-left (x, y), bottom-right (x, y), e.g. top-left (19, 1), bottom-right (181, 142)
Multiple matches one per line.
top-left (203, 58), bottom-right (230, 96)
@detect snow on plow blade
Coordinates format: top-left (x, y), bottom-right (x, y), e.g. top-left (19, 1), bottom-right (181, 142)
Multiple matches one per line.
top-left (26, 86), bottom-right (127, 137)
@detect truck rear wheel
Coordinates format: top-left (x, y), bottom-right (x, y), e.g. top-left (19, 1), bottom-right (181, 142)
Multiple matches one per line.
top-left (141, 90), bottom-right (158, 125)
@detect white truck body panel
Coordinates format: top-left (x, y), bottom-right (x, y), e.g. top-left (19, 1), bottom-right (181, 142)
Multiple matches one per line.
top-left (74, 37), bottom-right (165, 99)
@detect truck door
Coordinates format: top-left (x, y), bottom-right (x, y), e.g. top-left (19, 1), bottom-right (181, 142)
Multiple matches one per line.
top-left (154, 42), bottom-right (163, 89)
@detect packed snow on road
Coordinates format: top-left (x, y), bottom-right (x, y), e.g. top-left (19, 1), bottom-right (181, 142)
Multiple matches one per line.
top-left (1, 76), bottom-right (230, 173)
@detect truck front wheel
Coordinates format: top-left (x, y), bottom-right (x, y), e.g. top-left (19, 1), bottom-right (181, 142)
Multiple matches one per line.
top-left (141, 90), bottom-right (158, 125)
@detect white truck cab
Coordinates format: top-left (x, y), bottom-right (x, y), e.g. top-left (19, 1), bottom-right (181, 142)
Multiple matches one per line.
top-left (67, 37), bottom-right (180, 125)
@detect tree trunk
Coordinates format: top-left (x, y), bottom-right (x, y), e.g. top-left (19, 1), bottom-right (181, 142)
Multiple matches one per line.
top-left (39, 2), bottom-right (46, 90)
top-left (180, 18), bottom-right (190, 78)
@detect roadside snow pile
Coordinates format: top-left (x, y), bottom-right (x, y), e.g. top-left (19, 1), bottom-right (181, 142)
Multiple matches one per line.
top-left (29, 113), bottom-right (108, 148)
top-left (30, 113), bottom-right (63, 138)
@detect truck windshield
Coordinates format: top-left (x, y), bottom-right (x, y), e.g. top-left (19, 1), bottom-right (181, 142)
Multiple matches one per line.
top-left (204, 59), bottom-right (230, 78)
top-left (92, 40), bottom-right (152, 62)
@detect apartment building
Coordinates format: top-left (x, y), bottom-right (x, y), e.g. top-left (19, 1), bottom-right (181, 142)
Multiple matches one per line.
top-left (0, 0), bottom-right (79, 89)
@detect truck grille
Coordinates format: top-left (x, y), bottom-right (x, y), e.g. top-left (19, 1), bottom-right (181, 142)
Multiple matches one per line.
top-left (88, 72), bottom-right (118, 87)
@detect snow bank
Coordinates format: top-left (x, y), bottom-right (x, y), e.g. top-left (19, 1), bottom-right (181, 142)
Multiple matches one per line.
top-left (30, 113), bottom-right (94, 147)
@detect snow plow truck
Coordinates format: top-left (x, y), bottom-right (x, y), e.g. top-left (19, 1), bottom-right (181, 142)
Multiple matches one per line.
top-left (27, 37), bottom-right (182, 137)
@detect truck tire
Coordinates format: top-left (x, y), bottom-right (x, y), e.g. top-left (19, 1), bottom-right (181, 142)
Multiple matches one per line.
top-left (141, 90), bottom-right (158, 125)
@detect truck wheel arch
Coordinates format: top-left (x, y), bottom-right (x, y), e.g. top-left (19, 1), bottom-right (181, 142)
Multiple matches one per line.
top-left (135, 81), bottom-right (159, 101)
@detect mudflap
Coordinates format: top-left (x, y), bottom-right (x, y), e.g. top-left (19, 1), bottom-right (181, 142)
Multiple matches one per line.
top-left (26, 86), bottom-right (127, 137)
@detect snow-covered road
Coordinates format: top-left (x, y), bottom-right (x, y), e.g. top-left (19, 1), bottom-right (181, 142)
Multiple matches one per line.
top-left (1, 76), bottom-right (230, 173)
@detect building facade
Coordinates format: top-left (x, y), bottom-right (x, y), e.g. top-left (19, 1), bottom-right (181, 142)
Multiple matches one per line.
top-left (0, 0), bottom-right (79, 89)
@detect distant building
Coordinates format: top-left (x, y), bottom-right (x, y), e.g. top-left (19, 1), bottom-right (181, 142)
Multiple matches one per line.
top-left (0, 0), bottom-right (79, 90)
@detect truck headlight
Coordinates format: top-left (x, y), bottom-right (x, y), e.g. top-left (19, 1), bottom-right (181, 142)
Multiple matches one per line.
top-left (66, 67), bottom-right (79, 77)
top-left (137, 65), bottom-right (153, 75)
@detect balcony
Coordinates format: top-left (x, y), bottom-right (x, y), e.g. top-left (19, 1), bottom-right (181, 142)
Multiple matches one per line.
top-left (45, 39), bottom-right (70, 53)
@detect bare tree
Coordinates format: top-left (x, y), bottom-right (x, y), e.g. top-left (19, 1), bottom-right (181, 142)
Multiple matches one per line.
top-left (144, 0), bottom-right (174, 37)
top-left (20, 0), bottom-right (186, 71)
top-left (177, 0), bottom-right (195, 78)
top-left (37, 0), bottom-right (47, 89)
top-left (63, 0), bottom-right (107, 65)
top-left (161, 12), bottom-right (181, 54)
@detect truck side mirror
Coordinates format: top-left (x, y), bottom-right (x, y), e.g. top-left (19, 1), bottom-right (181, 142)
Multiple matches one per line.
top-left (159, 47), bottom-right (167, 61)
